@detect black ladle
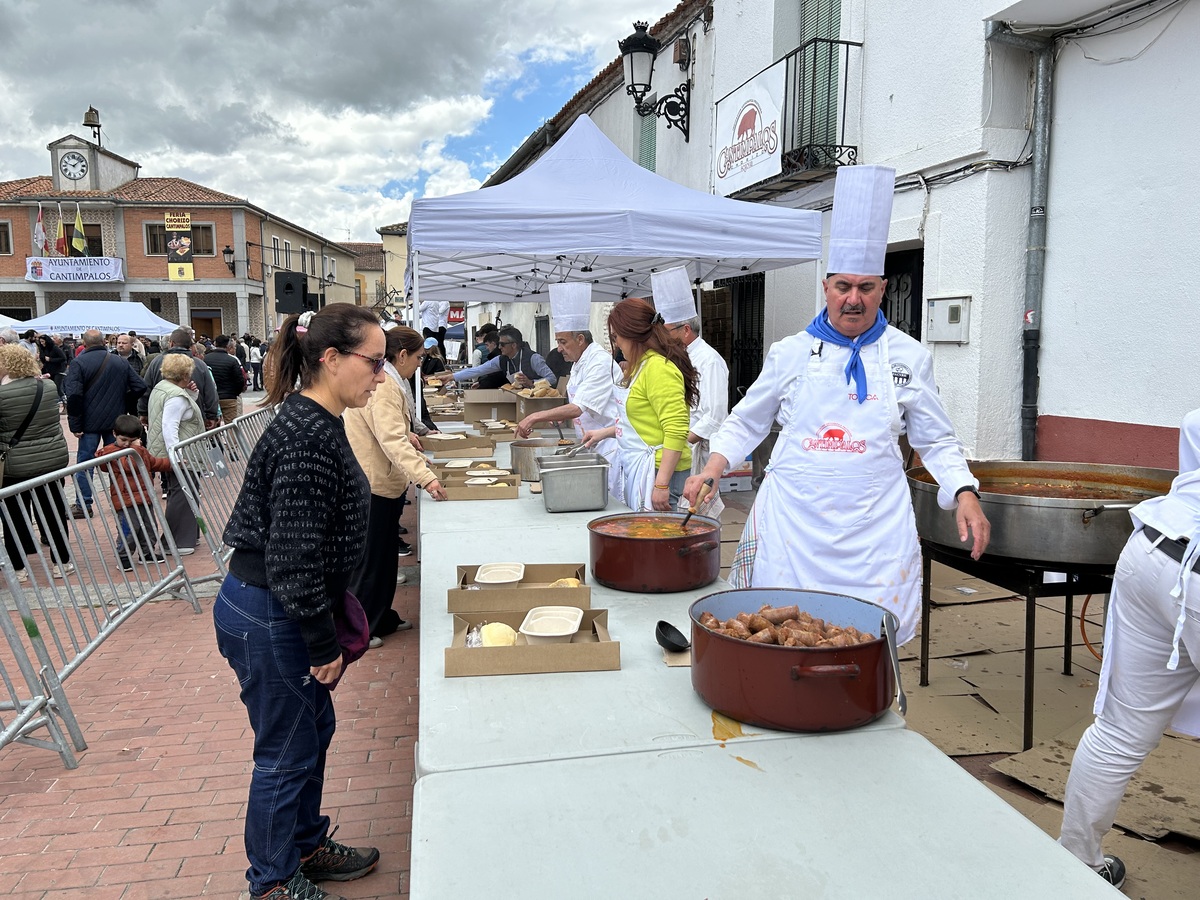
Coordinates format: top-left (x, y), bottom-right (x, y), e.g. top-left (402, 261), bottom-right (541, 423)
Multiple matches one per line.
top-left (655, 620), bottom-right (691, 653)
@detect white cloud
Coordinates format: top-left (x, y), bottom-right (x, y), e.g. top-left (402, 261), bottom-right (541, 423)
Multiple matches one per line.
top-left (0, 0), bottom-right (678, 240)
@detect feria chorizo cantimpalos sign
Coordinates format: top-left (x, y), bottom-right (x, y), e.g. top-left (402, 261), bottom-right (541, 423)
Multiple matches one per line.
top-left (25, 256), bottom-right (125, 282)
top-left (713, 59), bottom-right (785, 196)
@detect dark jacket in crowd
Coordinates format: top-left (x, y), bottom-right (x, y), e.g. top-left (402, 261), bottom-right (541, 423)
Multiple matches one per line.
top-left (205, 347), bottom-right (247, 400)
top-left (114, 348), bottom-right (144, 375)
top-left (0, 377), bottom-right (69, 481)
top-left (38, 341), bottom-right (68, 379)
top-left (138, 347), bottom-right (220, 421)
top-left (64, 345), bottom-right (148, 435)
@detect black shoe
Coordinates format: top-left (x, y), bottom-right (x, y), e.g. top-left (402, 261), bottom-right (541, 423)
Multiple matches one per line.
top-left (1099, 855), bottom-right (1126, 889)
top-left (251, 870), bottom-right (345, 899)
top-left (299, 826), bottom-right (379, 883)
top-left (397, 540), bottom-right (412, 557)
top-left (71, 504), bottom-right (92, 519)
top-left (397, 525), bottom-right (408, 535)
top-left (139, 552), bottom-right (168, 563)
top-left (119, 558), bottom-right (135, 572)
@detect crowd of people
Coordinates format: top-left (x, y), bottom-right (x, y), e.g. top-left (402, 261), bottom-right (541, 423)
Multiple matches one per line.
top-left (0, 323), bottom-right (272, 582)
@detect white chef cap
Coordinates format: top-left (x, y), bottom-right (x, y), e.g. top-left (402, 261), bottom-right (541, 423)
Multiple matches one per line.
top-left (549, 282), bottom-right (592, 333)
top-left (827, 165), bottom-right (896, 276)
top-left (650, 266), bottom-right (696, 325)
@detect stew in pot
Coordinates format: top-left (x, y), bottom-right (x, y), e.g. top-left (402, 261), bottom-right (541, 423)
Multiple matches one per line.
top-left (590, 516), bottom-right (714, 538)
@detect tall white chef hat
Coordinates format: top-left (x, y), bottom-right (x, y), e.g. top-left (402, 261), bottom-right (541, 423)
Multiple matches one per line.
top-left (549, 281), bottom-right (592, 333)
top-left (650, 266), bottom-right (696, 325)
top-left (826, 165), bottom-right (896, 276)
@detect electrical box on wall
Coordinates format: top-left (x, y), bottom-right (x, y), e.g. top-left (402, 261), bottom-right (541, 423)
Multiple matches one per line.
top-left (926, 295), bottom-right (971, 343)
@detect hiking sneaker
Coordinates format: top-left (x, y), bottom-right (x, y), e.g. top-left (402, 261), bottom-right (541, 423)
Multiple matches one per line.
top-left (397, 540), bottom-right (412, 557)
top-left (251, 870), bottom-right (345, 899)
top-left (1099, 854), bottom-right (1126, 889)
top-left (52, 563), bottom-right (76, 578)
top-left (300, 826), bottom-right (379, 883)
top-left (119, 558), bottom-right (135, 572)
top-left (70, 504), bottom-right (92, 519)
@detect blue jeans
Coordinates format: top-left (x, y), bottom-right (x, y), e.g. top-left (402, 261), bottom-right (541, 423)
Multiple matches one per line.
top-left (73, 430), bottom-right (113, 508)
top-left (213, 575), bottom-right (334, 895)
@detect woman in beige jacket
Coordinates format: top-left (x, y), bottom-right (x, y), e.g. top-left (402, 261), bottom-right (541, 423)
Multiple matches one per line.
top-left (345, 326), bottom-right (447, 639)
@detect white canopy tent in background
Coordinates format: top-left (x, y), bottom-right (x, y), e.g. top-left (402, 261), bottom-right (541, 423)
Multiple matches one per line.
top-left (20, 300), bottom-right (183, 336)
top-left (406, 114), bottom-right (825, 305)
top-left (0, 313), bottom-right (24, 329)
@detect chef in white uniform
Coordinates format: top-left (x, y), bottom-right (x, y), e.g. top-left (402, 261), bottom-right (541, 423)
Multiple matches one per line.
top-left (419, 299), bottom-right (451, 355)
top-left (515, 283), bottom-right (623, 494)
top-left (682, 165), bottom-right (989, 646)
top-left (1057, 408), bottom-right (1200, 890)
top-left (653, 266), bottom-right (729, 515)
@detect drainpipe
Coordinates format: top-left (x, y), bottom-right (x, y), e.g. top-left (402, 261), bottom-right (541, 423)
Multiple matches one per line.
top-left (985, 22), bottom-right (1054, 460)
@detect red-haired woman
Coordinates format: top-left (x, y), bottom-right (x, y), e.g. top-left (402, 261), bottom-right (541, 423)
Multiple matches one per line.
top-left (583, 298), bottom-right (698, 511)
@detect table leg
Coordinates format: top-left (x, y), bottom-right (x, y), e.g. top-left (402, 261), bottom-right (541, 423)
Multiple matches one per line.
top-left (1024, 583), bottom-right (1037, 751)
top-left (1063, 577), bottom-right (1074, 677)
top-left (920, 550), bottom-right (932, 687)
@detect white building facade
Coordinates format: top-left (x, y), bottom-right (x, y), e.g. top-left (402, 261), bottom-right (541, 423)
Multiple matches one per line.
top-left (474, 0), bottom-right (1198, 468)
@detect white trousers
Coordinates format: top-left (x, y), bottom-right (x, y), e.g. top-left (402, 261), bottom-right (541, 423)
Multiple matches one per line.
top-left (1058, 530), bottom-right (1200, 869)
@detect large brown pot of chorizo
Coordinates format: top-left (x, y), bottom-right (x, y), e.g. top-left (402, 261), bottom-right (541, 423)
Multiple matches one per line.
top-left (588, 512), bottom-right (721, 593)
top-left (690, 588), bottom-right (904, 733)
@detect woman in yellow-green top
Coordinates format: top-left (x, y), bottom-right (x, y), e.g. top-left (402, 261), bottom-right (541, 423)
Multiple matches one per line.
top-left (583, 297), bottom-right (698, 511)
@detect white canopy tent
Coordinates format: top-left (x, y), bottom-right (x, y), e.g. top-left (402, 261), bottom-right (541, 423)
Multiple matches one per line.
top-left (20, 300), bottom-right (183, 336)
top-left (406, 114), bottom-right (824, 304)
top-left (0, 313), bottom-right (25, 329)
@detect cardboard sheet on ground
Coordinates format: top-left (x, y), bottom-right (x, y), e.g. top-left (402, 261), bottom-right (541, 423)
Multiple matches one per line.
top-left (1037, 594), bottom-right (1108, 628)
top-left (954, 647), bottom-right (1105, 689)
top-left (928, 561), bottom-right (1018, 605)
top-left (922, 597), bottom-right (1106, 660)
top-left (899, 690), bottom-right (1025, 755)
top-left (994, 719), bottom-right (1200, 842)
top-left (983, 783), bottom-right (1199, 900)
top-left (720, 506), bottom-right (748, 525)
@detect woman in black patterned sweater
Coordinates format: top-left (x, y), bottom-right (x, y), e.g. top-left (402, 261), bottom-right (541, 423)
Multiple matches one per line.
top-left (215, 304), bottom-right (386, 900)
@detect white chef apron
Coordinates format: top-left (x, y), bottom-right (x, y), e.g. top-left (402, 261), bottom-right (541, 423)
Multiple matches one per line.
top-left (614, 370), bottom-right (661, 512)
top-left (568, 370), bottom-right (622, 502)
top-left (730, 335), bottom-right (922, 645)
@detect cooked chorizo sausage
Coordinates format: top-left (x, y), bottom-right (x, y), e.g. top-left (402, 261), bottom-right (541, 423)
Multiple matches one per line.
top-left (758, 604), bottom-right (800, 625)
top-left (747, 627), bottom-right (778, 644)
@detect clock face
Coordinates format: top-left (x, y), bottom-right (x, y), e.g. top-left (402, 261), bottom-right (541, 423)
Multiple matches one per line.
top-left (59, 151), bottom-right (88, 181)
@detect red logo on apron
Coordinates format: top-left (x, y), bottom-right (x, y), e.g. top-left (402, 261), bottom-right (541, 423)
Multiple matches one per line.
top-left (802, 423), bottom-right (867, 453)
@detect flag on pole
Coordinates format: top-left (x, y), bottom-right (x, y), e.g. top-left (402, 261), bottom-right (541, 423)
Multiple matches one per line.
top-left (55, 203), bottom-right (67, 255)
top-left (33, 203), bottom-right (49, 255)
top-left (72, 203), bottom-right (87, 255)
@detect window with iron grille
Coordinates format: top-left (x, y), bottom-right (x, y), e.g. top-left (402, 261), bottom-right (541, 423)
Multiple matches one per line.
top-left (0, 221), bottom-right (11, 255)
top-left (716, 272), bottom-right (766, 409)
top-left (639, 111), bottom-right (656, 171)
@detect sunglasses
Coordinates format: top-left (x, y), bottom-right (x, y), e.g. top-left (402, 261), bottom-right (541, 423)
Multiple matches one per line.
top-left (345, 350), bottom-right (387, 374)
top-left (498, 340), bottom-right (516, 347)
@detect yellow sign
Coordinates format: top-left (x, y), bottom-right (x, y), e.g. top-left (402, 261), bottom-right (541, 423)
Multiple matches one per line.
top-left (166, 211), bottom-right (194, 282)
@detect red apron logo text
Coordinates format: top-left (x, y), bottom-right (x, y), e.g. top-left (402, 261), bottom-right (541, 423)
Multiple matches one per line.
top-left (803, 423), bottom-right (867, 453)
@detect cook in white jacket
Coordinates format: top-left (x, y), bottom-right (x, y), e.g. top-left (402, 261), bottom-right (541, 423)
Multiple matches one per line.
top-left (683, 272), bottom-right (988, 646)
top-left (1057, 407), bottom-right (1200, 890)
top-left (684, 164), bottom-right (988, 646)
top-left (419, 300), bottom-right (451, 354)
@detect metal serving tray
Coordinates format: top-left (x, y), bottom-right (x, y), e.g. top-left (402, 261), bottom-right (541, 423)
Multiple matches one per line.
top-left (538, 460), bottom-right (610, 513)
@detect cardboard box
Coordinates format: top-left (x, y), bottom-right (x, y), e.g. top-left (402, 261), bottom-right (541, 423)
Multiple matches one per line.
top-left (443, 483), bottom-right (520, 501)
top-left (463, 400), bottom-right (519, 425)
top-left (720, 475), bottom-right (754, 492)
top-left (448, 563), bottom-right (591, 613)
top-left (425, 434), bottom-right (496, 459)
top-left (474, 425), bottom-right (520, 442)
top-left (516, 395), bottom-right (566, 419)
top-left (430, 408), bottom-right (465, 422)
top-left (444, 609), bottom-right (620, 677)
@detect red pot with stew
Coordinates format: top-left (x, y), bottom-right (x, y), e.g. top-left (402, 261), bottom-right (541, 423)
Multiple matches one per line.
top-left (588, 512), bottom-right (721, 593)
top-left (690, 588), bottom-right (904, 733)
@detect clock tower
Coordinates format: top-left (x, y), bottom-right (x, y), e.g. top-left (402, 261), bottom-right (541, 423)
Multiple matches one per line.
top-left (47, 134), bottom-right (140, 192)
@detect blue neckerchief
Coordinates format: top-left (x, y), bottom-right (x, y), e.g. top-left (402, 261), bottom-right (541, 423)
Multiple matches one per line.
top-left (804, 310), bottom-right (888, 404)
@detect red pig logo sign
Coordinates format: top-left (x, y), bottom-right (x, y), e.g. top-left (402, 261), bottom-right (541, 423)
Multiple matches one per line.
top-left (803, 423), bottom-right (867, 454)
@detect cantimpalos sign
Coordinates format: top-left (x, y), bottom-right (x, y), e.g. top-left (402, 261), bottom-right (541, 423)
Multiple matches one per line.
top-left (714, 60), bottom-right (785, 196)
top-left (25, 257), bottom-right (125, 282)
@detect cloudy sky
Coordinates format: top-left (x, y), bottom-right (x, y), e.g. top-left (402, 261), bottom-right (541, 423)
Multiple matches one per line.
top-left (0, 0), bottom-right (677, 242)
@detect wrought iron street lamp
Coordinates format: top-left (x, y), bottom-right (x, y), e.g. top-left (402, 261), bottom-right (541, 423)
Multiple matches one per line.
top-left (618, 21), bottom-right (690, 142)
top-left (222, 245), bottom-right (235, 274)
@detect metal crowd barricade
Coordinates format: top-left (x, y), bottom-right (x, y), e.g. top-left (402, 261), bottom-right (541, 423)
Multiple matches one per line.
top-left (0, 450), bottom-right (200, 768)
top-left (232, 404), bottom-right (277, 455)
top-left (168, 421), bottom-right (252, 583)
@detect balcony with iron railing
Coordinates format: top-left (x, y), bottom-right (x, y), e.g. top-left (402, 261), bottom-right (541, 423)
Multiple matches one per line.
top-left (733, 37), bottom-right (862, 202)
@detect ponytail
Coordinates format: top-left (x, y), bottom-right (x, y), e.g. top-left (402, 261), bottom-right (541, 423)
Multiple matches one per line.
top-left (607, 297), bottom-right (699, 407)
top-left (263, 305), bottom-right (382, 407)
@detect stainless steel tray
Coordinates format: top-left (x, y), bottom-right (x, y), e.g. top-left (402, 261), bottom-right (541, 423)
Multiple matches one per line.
top-left (538, 461), bottom-right (610, 513)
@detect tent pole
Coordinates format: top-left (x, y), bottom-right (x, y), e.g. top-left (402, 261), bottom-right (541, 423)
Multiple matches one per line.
top-left (412, 250), bottom-right (423, 420)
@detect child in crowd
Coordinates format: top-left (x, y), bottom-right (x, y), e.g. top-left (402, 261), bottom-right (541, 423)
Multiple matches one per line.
top-left (95, 414), bottom-right (172, 570)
